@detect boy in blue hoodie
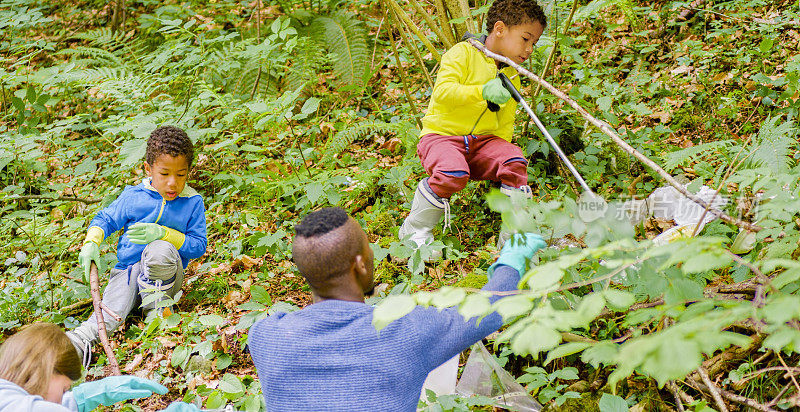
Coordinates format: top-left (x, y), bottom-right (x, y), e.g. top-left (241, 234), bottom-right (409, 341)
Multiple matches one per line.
top-left (67, 126), bottom-right (207, 364)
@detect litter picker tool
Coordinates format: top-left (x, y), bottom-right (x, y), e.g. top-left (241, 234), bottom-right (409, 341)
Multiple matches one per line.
top-left (496, 72), bottom-right (593, 194)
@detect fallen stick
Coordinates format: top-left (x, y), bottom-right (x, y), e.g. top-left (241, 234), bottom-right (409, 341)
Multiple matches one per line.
top-left (698, 366), bottom-right (729, 412)
top-left (466, 38), bottom-right (762, 233)
top-left (686, 378), bottom-right (779, 412)
top-left (89, 263), bottom-right (121, 375)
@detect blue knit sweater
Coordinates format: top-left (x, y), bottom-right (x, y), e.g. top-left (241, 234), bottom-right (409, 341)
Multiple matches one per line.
top-left (248, 264), bottom-right (520, 411)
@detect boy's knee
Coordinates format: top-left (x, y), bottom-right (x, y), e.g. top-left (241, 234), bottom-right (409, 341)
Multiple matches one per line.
top-left (143, 240), bottom-right (180, 262)
top-left (430, 170), bottom-right (469, 198)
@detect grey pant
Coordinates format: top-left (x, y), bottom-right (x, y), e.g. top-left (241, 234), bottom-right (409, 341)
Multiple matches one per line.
top-left (71, 240), bottom-right (184, 342)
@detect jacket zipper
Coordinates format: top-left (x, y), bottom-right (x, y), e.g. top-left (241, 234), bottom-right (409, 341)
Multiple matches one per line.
top-left (154, 199), bottom-right (166, 223)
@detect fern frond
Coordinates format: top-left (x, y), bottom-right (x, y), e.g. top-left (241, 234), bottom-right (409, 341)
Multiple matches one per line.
top-left (661, 140), bottom-right (737, 171)
top-left (751, 116), bottom-right (797, 173)
top-left (324, 120), bottom-right (418, 159)
top-left (57, 46), bottom-right (125, 67)
top-left (70, 28), bottom-right (128, 48)
top-left (284, 38), bottom-right (328, 94)
top-left (311, 11), bottom-right (368, 87)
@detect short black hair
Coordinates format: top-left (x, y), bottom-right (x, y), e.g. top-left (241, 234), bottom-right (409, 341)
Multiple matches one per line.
top-left (294, 207), bottom-right (349, 237)
top-left (486, 0), bottom-right (547, 33)
top-left (145, 125), bottom-right (195, 168)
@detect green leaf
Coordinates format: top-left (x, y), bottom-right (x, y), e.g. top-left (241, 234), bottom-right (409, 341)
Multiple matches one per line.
top-left (759, 37), bottom-right (774, 54)
top-left (493, 295), bottom-right (534, 319)
top-left (544, 342), bottom-right (592, 365)
top-left (603, 289), bottom-right (635, 311)
top-left (250, 284), bottom-right (272, 305)
top-left (597, 96), bottom-right (613, 112)
top-left (219, 373), bottom-right (244, 394)
top-left (305, 182), bottom-right (324, 204)
top-left (372, 295), bottom-right (416, 331)
top-left (430, 287), bottom-right (466, 308)
top-left (119, 138), bottom-right (147, 167)
top-left (171, 345), bottom-right (190, 368)
top-left (199, 314), bottom-right (224, 327)
top-left (510, 323), bottom-right (561, 357)
top-left (550, 367), bottom-right (579, 380)
top-left (215, 353), bottom-right (233, 370)
top-left (458, 293), bottom-right (492, 321)
top-left (599, 393), bottom-right (628, 412)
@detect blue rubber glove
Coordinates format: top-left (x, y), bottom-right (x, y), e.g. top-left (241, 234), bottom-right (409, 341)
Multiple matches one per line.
top-left (161, 401), bottom-right (202, 412)
top-left (72, 376), bottom-right (167, 412)
top-left (488, 233), bottom-right (547, 278)
top-left (482, 77), bottom-right (512, 105)
top-left (127, 222), bottom-right (166, 245)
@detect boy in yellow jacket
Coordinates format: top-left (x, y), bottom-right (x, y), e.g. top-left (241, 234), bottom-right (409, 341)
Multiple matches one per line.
top-left (399, 0), bottom-right (547, 256)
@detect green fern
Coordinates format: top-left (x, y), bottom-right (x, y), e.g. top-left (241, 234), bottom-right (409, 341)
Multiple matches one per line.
top-left (284, 37), bottom-right (328, 94)
top-left (661, 140), bottom-right (737, 171)
top-left (324, 120), bottom-right (418, 159)
top-left (310, 11), bottom-right (368, 87)
top-left (56, 46), bottom-right (125, 67)
top-left (750, 116), bottom-right (797, 173)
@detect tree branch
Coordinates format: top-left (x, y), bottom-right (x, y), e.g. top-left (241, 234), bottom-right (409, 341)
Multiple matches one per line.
top-left (466, 38), bottom-right (762, 233)
top-left (89, 263), bottom-right (121, 375)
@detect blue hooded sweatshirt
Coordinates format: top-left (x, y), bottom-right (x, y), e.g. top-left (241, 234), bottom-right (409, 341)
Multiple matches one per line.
top-left (88, 178), bottom-right (207, 270)
top-left (0, 378), bottom-right (77, 411)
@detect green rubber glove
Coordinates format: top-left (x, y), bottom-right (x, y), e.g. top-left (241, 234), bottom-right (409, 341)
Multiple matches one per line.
top-left (482, 77), bottom-right (512, 105)
top-left (127, 222), bottom-right (166, 245)
top-left (72, 376), bottom-right (167, 412)
top-left (78, 242), bottom-right (105, 283)
top-left (488, 233), bottom-right (547, 278)
top-left (162, 401), bottom-right (202, 412)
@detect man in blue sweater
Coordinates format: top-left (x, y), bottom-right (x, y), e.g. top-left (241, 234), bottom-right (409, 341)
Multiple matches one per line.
top-left (248, 207), bottom-right (545, 411)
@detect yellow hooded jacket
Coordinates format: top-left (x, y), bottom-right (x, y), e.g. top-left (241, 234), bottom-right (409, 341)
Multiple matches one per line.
top-left (420, 40), bottom-right (521, 142)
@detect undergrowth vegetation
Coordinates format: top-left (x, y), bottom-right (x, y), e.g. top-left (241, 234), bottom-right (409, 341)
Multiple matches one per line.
top-left (2, 0), bottom-right (799, 410)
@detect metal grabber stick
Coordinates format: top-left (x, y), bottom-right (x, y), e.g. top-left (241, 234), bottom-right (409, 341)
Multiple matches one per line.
top-left (497, 72), bottom-right (593, 194)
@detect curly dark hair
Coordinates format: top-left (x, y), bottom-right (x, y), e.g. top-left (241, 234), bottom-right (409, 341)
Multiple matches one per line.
top-left (145, 125), bottom-right (195, 167)
top-left (295, 207), bottom-right (349, 238)
top-left (486, 0), bottom-right (547, 33)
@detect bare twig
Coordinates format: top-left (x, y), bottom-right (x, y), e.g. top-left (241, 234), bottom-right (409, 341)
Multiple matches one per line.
top-left (467, 38), bottom-right (762, 233)
top-left (776, 352), bottom-right (800, 395)
top-left (101, 303), bottom-right (122, 322)
top-left (89, 263), bottom-right (121, 375)
top-left (533, 0), bottom-right (579, 98)
top-left (698, 366), bottom-right (729, 412)
top-left (384, 3), bottom-right (422, 128)
top-left (687, 378), bottom-right (779, 412)
top-left (668, 381), bottom-right (687, 412)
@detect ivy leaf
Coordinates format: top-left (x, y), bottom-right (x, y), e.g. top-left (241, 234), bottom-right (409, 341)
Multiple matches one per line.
top-left (599, 393), bottom-right (628, 412)
top-left (372, 295), bottom-right (416, 331)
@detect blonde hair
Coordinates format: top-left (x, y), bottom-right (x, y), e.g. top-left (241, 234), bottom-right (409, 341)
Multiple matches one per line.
top-left (0, 323), bottom-right (82, 397)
